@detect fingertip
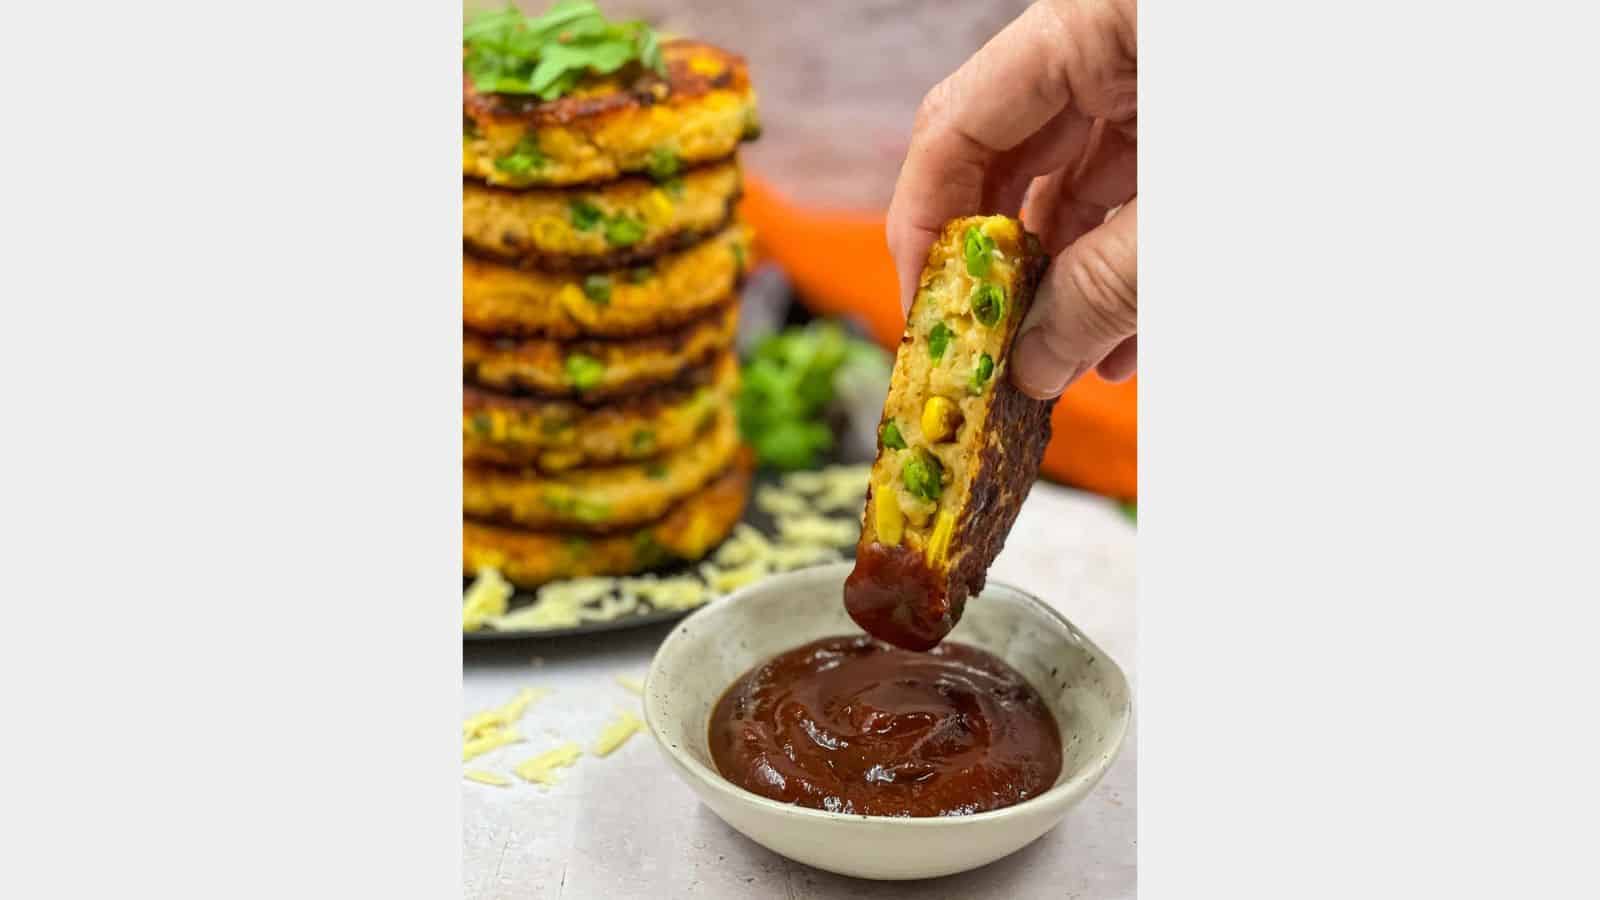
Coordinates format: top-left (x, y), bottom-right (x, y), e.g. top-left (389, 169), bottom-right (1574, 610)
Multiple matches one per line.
top-left (1009, 329), bottom-right (1082, 400)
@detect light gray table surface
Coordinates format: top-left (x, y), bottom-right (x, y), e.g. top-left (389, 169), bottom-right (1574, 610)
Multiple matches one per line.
top-left (464, 482), bottom-right (1137, 899)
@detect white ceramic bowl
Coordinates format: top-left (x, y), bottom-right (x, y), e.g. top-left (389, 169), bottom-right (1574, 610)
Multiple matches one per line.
top-left (643, 562), bottom-right (1131, 881)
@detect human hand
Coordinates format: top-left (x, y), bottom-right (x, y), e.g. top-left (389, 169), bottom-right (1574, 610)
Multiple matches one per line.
top-left (885, 0), bottom-right (1137, 399)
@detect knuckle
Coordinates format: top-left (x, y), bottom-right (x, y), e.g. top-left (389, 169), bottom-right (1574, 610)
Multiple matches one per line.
top-left (1063, 241), bottom-right (1137, 338)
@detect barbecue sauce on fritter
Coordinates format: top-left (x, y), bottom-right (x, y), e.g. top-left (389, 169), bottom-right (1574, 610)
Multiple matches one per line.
top-left (708, 635), bottom-right (1062, 817)
top-left (843, 542), bottom-right (959, 651)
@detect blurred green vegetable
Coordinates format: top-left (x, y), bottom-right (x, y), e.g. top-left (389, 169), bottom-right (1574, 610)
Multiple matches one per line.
top-left (738, 322), bottom-right (888, 471)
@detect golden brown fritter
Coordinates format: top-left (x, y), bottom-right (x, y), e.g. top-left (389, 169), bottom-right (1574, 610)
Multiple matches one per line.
top-left (464, 159), bottom-right (741, 271)
top-left (464, 449), bottom-right (754, 588)
top-left (464, 40), bottom-right (759, 188)
top-left (464, 408), bottom-right (740, 532)
top-left (464, 351), bottom-right (736, 470)
top-left (462, 222), bottom-right (750, 339)
top-left (463, 301), bottom-right (738, 400)
top-left (844, 216), bottom-right (1055, 650)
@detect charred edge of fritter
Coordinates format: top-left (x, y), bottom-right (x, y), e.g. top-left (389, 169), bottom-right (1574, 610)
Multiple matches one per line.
top-left (463, 297), bottom-right (736, 356)
top-left (462, 306), bottom-right (735, 402)
top-left (463, 40), bottom-right (750, 126)
top-left (463, 353), bottom-right (723, 415)
top-left (462, 448), bottom-right (753, 586)
top-left (463, 197), bottom-right (742, 273)
top-left (941, 233), bottom-right (1054, 609)
top-left (461, 154), bottom-right (740, 197)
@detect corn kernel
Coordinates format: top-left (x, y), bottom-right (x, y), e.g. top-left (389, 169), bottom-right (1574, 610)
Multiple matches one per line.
top-left (980, 217), bottom-right (1019, 243)
top-left (874, 483), bottom-right (904, 545)
top-left (556, 283), bottom-right (586, 310)
top-left (643, 189), bottom-right (674, 223)
top-left (927, 511), bottom-right (955, 564)
top-left (922, 396), bottom-right (962, 443)
top-left (689, 56), bottom-right (724, 76)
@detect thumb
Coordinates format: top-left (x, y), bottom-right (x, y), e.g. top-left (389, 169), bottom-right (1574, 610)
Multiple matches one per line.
top-left (1010, 198), bottom-right (1137, 399)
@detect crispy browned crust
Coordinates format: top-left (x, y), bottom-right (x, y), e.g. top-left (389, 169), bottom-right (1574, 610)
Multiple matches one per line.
top-left (463, 159), bottom-right (744, 272)
top-left (462, 408), bottom-right (740, 532)
top-left (463, 352), bottom-right (734, 468)
top-left (463, 448), bottom-right (754, 588)
top-left (463, 300), bottom-right (738, 400)
top-left (461, 222), bottom-right (750, 339)
top-left (466, 201), bottom-right (739, 272)
top-left (464, 40), bottom-right (749, 127)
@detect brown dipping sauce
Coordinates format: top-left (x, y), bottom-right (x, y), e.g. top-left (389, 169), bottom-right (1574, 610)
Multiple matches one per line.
top-left (843, 542), bottom-right (961, 651)
top-left (708, 635), bottom-right (1062, 817)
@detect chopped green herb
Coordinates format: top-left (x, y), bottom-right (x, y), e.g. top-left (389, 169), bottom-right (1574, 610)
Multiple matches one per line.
top-left (928, 322), bottom-right (953, 362)
top-left (731, 241), bottom-right (746, 271)
top-left (464, 2), bottom-right (668, 101)
top-left (963, 226), bottom-right (995, 278)
top-left (644, 462), bottom-right (668, 479)
top-left (971, 353), bottom-right (995, 391)
top-left (564, 353), bottom-right (605, 390)
top-left (493, 134), bottom-right (547, 176)
top-left (881, 420), bottom-right (907, 450)
top-left (736, 322), bottom-right (890, 471)
top-left (582, 274), bottom-right (612, 305)
top-left (901, 450), bottom-right (944, 502)
top-left (569, 199), bottom-right (603, 231)
top-left (604, 215), bottom-right (646, 247)
top-left (470, 413), bottom-right (494, 436)
top-left (626, 266), bottom-right (653, 283)
top-left (661, 177), bottom-right (685, 198)
top-left (632, 530), bottom-right (668, 566)
top-left (971, 283), bottom-right (1006, 327)
top-left (573, 499), bottom-right (610, 523)
top-left (631, 429), bottom-right (655, 450)
top-left (646, 146), bottom-right (681, 181)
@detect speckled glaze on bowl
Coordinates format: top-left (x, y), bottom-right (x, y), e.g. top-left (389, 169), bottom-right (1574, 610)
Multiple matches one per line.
top-left (643, 562), bottom-right (1131, 881)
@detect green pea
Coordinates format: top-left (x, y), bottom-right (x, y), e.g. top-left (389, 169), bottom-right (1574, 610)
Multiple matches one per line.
top-left (881, 420), bottom-right (907, 450)
top-left (604, 215), bottom-right (646, 247)
top-left (632, 429), bottom-right (656, 450)
top-left (901, 450), bottom-right (944, 502)
top-left (564, 354), bottom-right (605, 391)
top-left (645, 462), bottom-right (668, 480)
top-left (971, 283), bottom-right (1006, 327)
top-left (971, 353), bottom-right (995, 392)
top-left (928, 322), bottom-right (953, 362)
top-left (493, 134), bottom-right (546, 176)
top-left (582, 274), bottom-right (612, 305)
top-left (569, 199), bottom-right (602, 231)
top-left (646, 147), bottom-right (681, 182)
top-left (963, 226), bottom-right (995, 278)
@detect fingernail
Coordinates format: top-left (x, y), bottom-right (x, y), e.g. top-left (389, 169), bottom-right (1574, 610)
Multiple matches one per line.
top-left (1010, 329), bottom-right (1082, 399)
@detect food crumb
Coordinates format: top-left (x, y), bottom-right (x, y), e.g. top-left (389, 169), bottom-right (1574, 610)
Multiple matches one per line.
top-left (464, 769), bottom-right (512, 787)
top-left (592, 711), bottom-right (644, 757)
top-left (615, 674), bottom-right (645, 695)
top-left (514, 743), bottom-right (583, 786)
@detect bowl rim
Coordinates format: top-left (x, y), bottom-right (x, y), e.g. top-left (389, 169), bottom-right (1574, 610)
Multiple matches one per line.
top-left (642, 561), bottom-right (1132, 827)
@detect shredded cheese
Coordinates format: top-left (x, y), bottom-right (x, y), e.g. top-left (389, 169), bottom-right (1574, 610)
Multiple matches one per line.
top-left (615, 674), bottom-right (645, 695)
top-left (755, 485), bottom-right (811, 516)
top-left (700, 558), bottom-right (769, 593)
top-left (514, 743), bottom-right (583, 786)
top-left (592, 711), bottom-right (643, 757)
top-left (769, 543), bottom-right (843, 572)
top-left (463, 687), bottom-right (549, 740)
top-left (712, 523), bottom-right (775, 567)
top-left (776, 514), bottom-right (859, 548)
top-left (463, 567), bottom-right (513, 632)
top-left (618, 573), bottom-right (710, 611)
top-left (780, 470), bottom-right (829, 495)
top-left (464, 769), bottom-right (513, 787)
top-left (463, 728), bottom-right (523, 762)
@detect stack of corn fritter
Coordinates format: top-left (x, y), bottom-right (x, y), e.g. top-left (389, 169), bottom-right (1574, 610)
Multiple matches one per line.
top-left (462, 8), bottom-right (760, 589)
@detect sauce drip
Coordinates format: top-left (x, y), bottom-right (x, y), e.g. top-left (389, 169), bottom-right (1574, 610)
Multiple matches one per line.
top-left (708, 635), bottom-right (1062, 817)
top-left (843, 541), bottom-right (959, 651)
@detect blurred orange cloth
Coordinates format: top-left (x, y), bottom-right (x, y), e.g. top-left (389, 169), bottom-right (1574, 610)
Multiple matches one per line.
top-left (740, 174), bottom-right (1137, 501)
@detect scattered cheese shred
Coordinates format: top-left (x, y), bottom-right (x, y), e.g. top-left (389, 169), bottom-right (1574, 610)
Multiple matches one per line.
top-left (776, 514), bottom-right (859, 548)
top-left (615, 674), bottom-right (645, 695)
top-left (463, 567), bottom-right (513, 632)
top-left (464, 770), bottom-right (513, 787)
top-left (618, 573), bottom-right (710, 611)
top-left (592, 711), bottom-right (643, 757)
top-left (780, 470), bottom-right (829, 495)
top-left (755, 485), bottom-right (811, 517)
top-left (812, 465), bottom-right (872, 513)
top-left (463, 728), bottom-right (523, 762)
top-left (769, 543), bottom-right (843, 572)
top-left (578, 591), bottom-right (639, 622)
top-left (712, 523), bottom-right (775, 567)
top-left (700, 559), bottom-right (769, 593)
top-left (514, 743), bottom-right (583, 786)
top-left (463, 687), bottom-right (550, 740)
